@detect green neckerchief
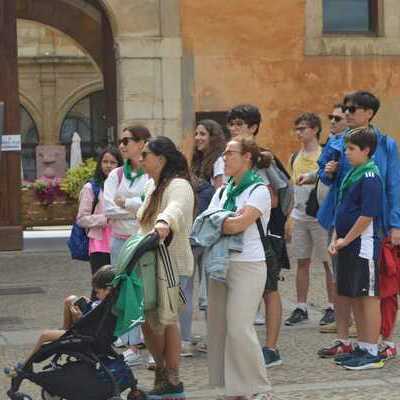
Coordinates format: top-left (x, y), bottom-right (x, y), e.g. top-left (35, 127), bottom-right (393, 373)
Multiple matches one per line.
top-left (223, 169), bottom-right (264, 211)
top-left (338, 159), bottom-right (380, 203)
top-left (124, 160), bottom-right (144, 187)
top-left (112, 271), bottom-right (145, 337)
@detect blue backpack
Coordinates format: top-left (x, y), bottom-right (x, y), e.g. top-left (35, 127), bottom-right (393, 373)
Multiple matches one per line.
top-left (67, 180), bottom-right (101, 261)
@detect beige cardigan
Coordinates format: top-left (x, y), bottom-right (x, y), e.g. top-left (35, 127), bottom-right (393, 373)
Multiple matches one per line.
top-left (137, 178), bottom-right (195, 277)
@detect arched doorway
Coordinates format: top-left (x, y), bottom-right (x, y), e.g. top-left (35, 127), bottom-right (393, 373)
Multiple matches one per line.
top-left (0, 0), bottom-right (117, 250)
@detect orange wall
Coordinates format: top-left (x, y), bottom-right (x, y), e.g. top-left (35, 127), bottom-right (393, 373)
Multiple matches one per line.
top-left (181, 0), bottom-right (400, 163)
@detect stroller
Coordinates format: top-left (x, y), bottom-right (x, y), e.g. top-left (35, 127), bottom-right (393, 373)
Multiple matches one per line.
top-left (7, 233), bottom-right (160, 400)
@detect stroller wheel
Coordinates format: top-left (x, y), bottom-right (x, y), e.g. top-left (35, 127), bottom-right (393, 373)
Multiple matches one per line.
top-left (41, 389), bottom-right (62, 400)
top-left (8, 393), bottom-right (33, 400)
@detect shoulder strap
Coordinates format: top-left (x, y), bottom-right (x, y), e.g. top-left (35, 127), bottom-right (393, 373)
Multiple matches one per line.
top-left (289, 151), bottom-right (299, 170)
top-left (90, 181), bottom-right (100, 215)
top-left (218, 186), bottom-right (226, 200)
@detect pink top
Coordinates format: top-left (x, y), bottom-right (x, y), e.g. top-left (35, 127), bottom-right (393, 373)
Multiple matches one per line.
top-left (89, 224), bottom-right (112, 254)
top-left (77, 182), bottom-right (111, 255)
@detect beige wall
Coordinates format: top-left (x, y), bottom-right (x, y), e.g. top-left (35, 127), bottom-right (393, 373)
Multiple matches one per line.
top-left (181, 0), bottom-right (400, 163)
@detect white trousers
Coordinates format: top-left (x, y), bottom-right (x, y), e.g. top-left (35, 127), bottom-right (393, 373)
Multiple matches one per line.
top-left (208, 261), bottom-right (271, 397)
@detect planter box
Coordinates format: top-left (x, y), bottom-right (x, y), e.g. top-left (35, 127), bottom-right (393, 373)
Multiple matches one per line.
top-left (21, 188), bottom-right (78, 228)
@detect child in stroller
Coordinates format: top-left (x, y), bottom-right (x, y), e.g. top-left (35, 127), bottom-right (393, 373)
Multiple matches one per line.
top-left (4, 265), bottom-right (115, 378)
top-left (5, 263), bottom-right (146, 400)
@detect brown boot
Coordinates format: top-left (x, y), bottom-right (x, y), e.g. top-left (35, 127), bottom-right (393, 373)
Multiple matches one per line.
top-left (153, 365), bottom-right (168, 391)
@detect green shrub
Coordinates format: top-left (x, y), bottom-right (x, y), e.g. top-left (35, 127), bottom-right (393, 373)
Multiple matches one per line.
top-left (60, 158), bottom-right (97, 200)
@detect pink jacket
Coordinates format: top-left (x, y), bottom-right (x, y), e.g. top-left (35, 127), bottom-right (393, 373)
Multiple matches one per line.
top-left (77, 182), bottom-right (108, 241)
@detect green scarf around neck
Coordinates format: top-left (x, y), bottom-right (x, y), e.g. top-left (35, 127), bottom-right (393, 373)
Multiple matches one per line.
top-left (223, 169), bottom-right (264, 211)
top-left (124, 160), bottom-right (144, 187)
top-left (338, 159), bottom-right (380, 203)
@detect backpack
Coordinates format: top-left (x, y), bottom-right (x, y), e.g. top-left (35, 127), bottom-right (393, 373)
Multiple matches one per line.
top-left (264, 153), bottom-right (294, 217)
top-left (67, 180), bottom-right (101, 261)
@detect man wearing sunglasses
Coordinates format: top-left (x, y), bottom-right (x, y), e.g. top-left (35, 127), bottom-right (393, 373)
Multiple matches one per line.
top-left (317, 91), bottom-right (400, 365)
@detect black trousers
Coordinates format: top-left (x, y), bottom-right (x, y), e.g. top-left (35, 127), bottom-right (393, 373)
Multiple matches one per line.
top-left (89, 252), bottom-right (111, 299)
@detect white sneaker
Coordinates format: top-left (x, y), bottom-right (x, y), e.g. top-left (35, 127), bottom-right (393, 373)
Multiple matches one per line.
top-left (146, 353), bottom-right (156, 370)
top-left (113, 338), bottom-right (126, 348)
top-left (180, 341), bottom-right (193, 357)
top-left (123, 348), bottom-right (142, 367)
top-left (196, 342), bottom-right (207, 353)
top-left (255, 311), bottom-right (265, 325)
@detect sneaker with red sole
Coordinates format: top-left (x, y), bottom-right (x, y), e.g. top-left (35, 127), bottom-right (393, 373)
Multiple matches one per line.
top-left (317, 340), bottom-right (353, 358)
top-left (379, 344), bottom-right (397, 360)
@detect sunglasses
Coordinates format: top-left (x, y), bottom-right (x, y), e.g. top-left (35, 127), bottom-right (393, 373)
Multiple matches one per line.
top-left (341, 105), bottom-right (365, 114)
top-left (293, 126), bottom-right (309, 132)
top-left (118, 137), bottom-right (139, 146)
top-left (328, 114), bottom-right (343, 122)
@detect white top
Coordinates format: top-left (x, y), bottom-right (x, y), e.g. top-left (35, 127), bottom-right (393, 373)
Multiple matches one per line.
top-left (103, 167), bottom-right (149, 238)
top-left (211, 156), bottom-right (225, 186)
top-left (208, 183), bottom-right (271, 262)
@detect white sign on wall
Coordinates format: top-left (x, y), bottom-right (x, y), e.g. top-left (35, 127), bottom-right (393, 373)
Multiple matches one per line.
top-left (1, 135), bottom-right (21, 152)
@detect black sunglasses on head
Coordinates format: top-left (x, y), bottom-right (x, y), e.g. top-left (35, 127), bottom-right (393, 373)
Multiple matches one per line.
top-left (328, 114), bottom-right (343, 122)
top-left (341, 105), bottom-right (365, 114)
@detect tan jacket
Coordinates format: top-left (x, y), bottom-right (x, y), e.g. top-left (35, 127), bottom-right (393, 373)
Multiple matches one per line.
top-left (137, 178), bottom-right (195, 277)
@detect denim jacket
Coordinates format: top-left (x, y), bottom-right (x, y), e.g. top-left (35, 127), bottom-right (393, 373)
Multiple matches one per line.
top-left (190, 209), bottom-right (243, 282)
top-left (317, 127), bottom-right (400, 234)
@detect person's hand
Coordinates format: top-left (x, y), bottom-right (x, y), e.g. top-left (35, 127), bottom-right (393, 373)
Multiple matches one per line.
top-left (70, 305), bottom-right (83, 322)
top-left (325, 161), bottom-right (339, 175)
top-left (297, 174), bottom-right (310, 185)
top-left (114, 195), bottom-right (126, 208)
top-left (334, 238), bottom-right (347, 251)
top-left (284, 219), bottom-right (293, 243)
top-left (390, 228), bottom-right (400, 246)
top-left (154, 220), bottom-right (170, 241)
top-left (328, 241), bottom-right (337, 256)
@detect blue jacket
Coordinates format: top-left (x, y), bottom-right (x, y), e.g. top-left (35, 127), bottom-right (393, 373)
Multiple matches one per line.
top-left (190, 208), bottom-right (243, 282)
top-left (317, 127), bottom-right (400, 234)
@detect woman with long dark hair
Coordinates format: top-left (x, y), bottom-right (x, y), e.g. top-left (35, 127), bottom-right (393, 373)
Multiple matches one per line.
top-left (77, 147), bottom-right (122, 289)
top-left (137, 136), bottom-right (195, 400)
top-left (191, 119), bottom-right (226, 188)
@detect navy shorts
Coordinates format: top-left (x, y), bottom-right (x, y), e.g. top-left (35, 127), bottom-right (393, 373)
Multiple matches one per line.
top-left (336, 249), bottom-right (379, 298)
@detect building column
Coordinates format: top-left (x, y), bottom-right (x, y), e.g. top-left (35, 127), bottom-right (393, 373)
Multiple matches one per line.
top-left (0, 0), bottom-right (22, 250)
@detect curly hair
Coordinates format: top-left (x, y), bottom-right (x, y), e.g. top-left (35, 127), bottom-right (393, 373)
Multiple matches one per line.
top-left (191, 119), bottom-right (226, 182)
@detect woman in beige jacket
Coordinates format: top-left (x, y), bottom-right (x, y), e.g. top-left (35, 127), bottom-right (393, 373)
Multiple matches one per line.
top-left (137, 136), bottom-right (195, 400)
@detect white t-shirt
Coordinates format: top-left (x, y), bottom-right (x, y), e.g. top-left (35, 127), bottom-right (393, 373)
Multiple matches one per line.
top-left (208, 183), bottom-right (271, 262)
top-left (211, 156), bottom-right (225, 186)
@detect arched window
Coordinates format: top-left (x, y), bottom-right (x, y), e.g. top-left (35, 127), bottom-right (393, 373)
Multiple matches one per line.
top-left (20, 105), bottom-right (39, 182)
top-left (60, 90), bottom-right (108, 163)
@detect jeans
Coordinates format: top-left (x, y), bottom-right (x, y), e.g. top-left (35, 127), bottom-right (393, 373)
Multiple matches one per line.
top-left (110, 237), bottom-right (126, 267)
top-left (179, 275), bottom-right (194, 342)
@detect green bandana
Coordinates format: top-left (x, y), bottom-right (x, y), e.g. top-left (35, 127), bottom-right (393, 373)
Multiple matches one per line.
top-left (123, 160), bottom-right (144, 187)
top-left (338, 159), bottom-right (380, 203)
top-left (223, 169), bottom-right (264, 211)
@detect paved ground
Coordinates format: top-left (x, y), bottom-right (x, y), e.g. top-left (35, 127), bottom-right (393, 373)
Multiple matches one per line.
top-left (0, 241), bottom-right (399, 399)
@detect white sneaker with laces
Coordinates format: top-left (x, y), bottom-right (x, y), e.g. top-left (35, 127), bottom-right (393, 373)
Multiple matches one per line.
top-left (123, 348), bottom-right (142, 367)
top-left (181, 340), bottom-right (193, 357)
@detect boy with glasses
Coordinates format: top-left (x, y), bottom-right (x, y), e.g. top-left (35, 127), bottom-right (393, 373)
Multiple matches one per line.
top-left (285, 113), bottom-right (334, 327)
top-left (318, 91), bottom-right (400, 361)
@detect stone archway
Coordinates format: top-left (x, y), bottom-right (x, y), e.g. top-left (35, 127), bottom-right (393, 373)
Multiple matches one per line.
top-left (0, 0), bottom-right (118, 250)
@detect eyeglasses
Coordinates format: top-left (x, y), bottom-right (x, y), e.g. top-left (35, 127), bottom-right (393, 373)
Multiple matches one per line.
top-left (328, 114), bottom-right (343, 122)
top-left (294, 126), bottom-right (309, 132)
top-left (118, 137), bottom-right (139, 146)
top-left (223, 150), bottom-right (242, 157)
top-left (342, 105), bottom-right (365, 114)
top-left (227, 120), bottom-right (246, 128)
